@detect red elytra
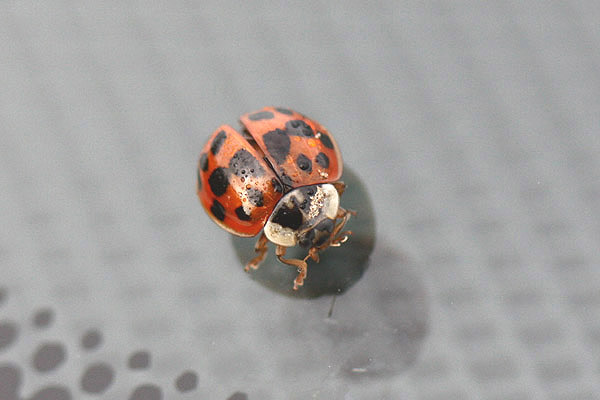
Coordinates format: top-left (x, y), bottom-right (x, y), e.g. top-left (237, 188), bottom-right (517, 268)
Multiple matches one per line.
top-left (197, 107), bottom-right (353, 290)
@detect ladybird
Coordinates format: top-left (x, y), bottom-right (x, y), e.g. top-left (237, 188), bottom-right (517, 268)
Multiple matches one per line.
top-left (197, 107), bottom-right (355, 290)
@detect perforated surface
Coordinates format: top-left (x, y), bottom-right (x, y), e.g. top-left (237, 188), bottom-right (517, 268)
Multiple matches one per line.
top-left (1, 1), bottom-right (600, 399)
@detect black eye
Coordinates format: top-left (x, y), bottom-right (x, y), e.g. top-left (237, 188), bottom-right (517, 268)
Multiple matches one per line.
top-left (298, 229), bottom-right (315, 248)
top-left (299, 237), bottom-right (311, 248)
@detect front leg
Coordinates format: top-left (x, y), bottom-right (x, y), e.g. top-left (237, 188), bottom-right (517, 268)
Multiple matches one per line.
top-left (316, 207), bottom-right (356, 251)
top-left (276, 245), bottom-right (308, 290)
top-left (245, 232), bottom-right (268, 271)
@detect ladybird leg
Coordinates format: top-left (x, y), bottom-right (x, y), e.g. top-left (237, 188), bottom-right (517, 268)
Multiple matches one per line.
top-left (336, 206), bottom-right (357, 219)
top-left (330, 230), bottom-right (353, 247)
top-left (306, 247), bottom-right (320, 263)
top-left (245, 232), bottom-right (269, 271)
top-left (325, 207), bottom-right (355, 249)
top-left (276, 245), bottom-right (308, 290)
top-left (332, 181), bottom-right (347, 196)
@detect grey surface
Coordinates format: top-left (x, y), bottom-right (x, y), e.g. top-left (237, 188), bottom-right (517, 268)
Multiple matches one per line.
top-left (1, 1), bottom-right (600, 399)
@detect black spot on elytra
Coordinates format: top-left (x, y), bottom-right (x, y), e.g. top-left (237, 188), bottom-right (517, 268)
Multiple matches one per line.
top-left (275, 107), bottom-right (293, 115)
top-left (296, 154), bottom-right (312, 173)
top-left (315, 152), bottom-right (330, 168)
top-left (229, 149), bottom-right (265, 178)
top-left (210, 131), bottom-right (227, 155)
top-left (199, 153), bottom-right (208, 171)
top-left (263, 129), bottom-right (291, 164)
top-left (247, 188), bottom-right (264, 207)
top-left (196, 169), bottom-right (202, 190)
top-left (285, 120), bottom-right (314, 137)
top-left (319, 132), bottom-right (334, 149)
top-left (271, 203), bottom-right (303, 230)
top-left (248, 111), bottom-right (274, 121)
top-left (208, 167), bottom-right (229, 197)
top-left (235, 206), bottom-right (251, 221)
top-left (211, 200), bottom-right (226, 221)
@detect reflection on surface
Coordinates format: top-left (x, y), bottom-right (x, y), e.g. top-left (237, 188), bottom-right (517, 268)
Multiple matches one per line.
top-left (231, 168), bottom-right (375, 298)
top-left (234, 245), bottom-right (430, 397)
top-left (212, 170), bottom-right (428, 396)
top-left (331, 246), bottom-right (429, 382)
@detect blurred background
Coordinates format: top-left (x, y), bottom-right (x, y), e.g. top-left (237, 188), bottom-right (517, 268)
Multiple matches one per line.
top-left (1, 1), bottom-right (599, 399)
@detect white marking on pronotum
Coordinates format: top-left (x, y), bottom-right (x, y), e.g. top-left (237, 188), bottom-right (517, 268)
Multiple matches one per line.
top-left (264, 221), bottom-right (297, 247)
top-left (307, 186), bottom-right (326, 219)
top-left (264, 183), bottom-right (339, 247)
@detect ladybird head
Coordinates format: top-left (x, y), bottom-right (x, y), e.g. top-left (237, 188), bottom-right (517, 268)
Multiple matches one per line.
top-left (264, 183), bottom-right (339, 248)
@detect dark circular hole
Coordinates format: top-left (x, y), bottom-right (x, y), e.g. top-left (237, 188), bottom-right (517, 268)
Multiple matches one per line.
top-left (129, 384), bottom-right (162, 400)
top-left (0, 321), bottom-right (18, 350)
top-left (33, 308), bottom-right (54, 329)
top-left (128, 350), bottom-right (150, 369)
top-left (175, 370), bottom-right (198, 392)
top-left (80, 362), bottom-right (114, 394)
top-left (0, 363), bottom-right (22, 399)
top-left (227, 392), bottom-right (249, 400)
top-left (29, 386), bottom-right (71, 400)
top-left (81, 329), bottom-right (102, 350)
top-left (32, 342), bottom-right (66, 372)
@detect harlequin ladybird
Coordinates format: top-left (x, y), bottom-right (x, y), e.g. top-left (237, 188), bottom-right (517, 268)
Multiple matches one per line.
top-left (197, 107), bottom-right (355, 290)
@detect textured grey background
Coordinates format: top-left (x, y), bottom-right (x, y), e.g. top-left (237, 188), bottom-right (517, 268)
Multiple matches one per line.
top-left (1, 1), bottom-right (600, 399)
